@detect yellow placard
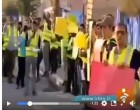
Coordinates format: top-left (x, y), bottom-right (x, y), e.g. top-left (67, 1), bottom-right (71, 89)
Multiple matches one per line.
top-left (67, 15), bottom-right (78, 24)
top-left (67, 21), bottom-right (78, 33)
top-left (74, 32), bottom-right (87, 49)
top-left (55, 17), bottom-right (68, 37)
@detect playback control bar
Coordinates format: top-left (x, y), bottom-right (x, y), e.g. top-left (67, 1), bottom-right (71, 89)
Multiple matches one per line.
top-left (17, 101), bottom-right (81, 106)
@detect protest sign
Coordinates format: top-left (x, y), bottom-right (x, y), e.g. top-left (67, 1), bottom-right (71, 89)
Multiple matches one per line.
top-left (55, 17), bottom-right (68, 37)
top-left (89, 61), bottom-right (135, 95)
top-left (67, 21), bottom-right (78, 33)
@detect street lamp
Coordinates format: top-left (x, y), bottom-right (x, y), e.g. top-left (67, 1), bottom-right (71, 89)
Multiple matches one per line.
top-left (82, 0), bottom-right (87, 24)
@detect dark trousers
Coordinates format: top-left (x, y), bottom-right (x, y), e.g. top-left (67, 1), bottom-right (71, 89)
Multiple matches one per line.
top-left (37, 51), bottom-right (43, 78)
top-left (66, 58), bottom-right (75, 92)
top-left (3, 50), bottom-right (7, 77)
top-left (50, 48), bottom-right (58, 73)
top-left (4, 50), bottom-right (17, 82)
top-left (74, 58), bottom-right (89, 95)
top-left (42, 41), bottom-right (50, 74)
top-left (16, 57), bottom-right (25, 87)
top-left (58, 47), bottom-right (61, 66)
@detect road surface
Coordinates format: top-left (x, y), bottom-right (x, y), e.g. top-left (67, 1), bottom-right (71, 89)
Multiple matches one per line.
top-left (2, 60), bottom-right (84, 110)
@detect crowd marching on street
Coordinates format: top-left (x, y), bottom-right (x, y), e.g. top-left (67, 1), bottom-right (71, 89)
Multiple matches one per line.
top-left (2, 10), bottom-right (140, 106)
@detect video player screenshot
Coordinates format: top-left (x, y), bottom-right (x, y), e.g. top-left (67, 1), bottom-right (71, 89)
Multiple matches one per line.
top-left (2, 0), bottom-right (140, 110)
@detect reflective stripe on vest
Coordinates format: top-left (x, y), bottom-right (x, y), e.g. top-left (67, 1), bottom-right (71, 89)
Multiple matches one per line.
top-left (66, 37), bottom-right (74, 59)
top-left (43, 22), bottom-right (48, 31)
top-left (50, 41), bottom-right (60, 49)
top-left (26, 32), bottom-right (39, 57)
top-left (2, 26), bottom-right (18, 50)
top-left (108, 46), bottom-right (134, 66)
top-left (42, 30), bottom-right (53, 42)
top-left (42, 22), bottom-right (52, 42)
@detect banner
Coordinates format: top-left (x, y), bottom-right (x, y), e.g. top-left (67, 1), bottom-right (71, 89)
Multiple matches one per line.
top-left (55, 17), bottom-right (68, 37)
top-left (67, 21), bottom-right (78, 33)
top-left (74, 32), bottom-right (87, 49)
top-left (89, 61), bottom-right (135, 95)
top-left (67, 15), bottom-right (78, 24)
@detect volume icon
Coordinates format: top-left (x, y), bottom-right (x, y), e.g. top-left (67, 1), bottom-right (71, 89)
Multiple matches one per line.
top-left (130, 100), bottom-right (135, 106)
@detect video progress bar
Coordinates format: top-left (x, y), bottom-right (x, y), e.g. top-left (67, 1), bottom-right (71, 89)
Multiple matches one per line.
top-left (17, 101), bottom-right (81, 106)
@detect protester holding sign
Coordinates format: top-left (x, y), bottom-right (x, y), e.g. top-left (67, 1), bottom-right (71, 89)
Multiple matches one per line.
top-left (100, 15), bottom-right (117, 62)
top-left (108, 23), bottom-right (140, 81)
top-left (16, 25), bottom-right (28, 89)
top-left (108, 23), bottom-right (140, 105)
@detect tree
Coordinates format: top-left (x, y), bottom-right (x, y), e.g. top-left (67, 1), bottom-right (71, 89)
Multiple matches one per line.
top-left (17, 0), bottom-right (40, 16)
top-left (5, 2), bottom-right (18, 16)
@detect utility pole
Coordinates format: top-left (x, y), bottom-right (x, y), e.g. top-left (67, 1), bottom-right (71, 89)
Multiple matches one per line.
top-left (86, 0), bottom-right (94, 82)
top-left (51, 0), bottom-right (60, 28)
top-left (86, 0), bottom-right (94, 27)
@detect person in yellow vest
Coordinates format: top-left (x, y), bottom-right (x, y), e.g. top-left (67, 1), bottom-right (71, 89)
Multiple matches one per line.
top-left (100, 15), bottom-right (117, 62)
top-left (65, 33), bottom-right (76, 93)
top-left (42, 12), bottom-right (52, 77)
top-left (57, 35), bottom-right (63, 68)
top-left (107, 23), bottom-right (140, 105)
top-left (61, 36), bottom-right (69, 86)
top-left (50, 34), bottom-right (61, 74)
top-left (2, 17), bottom-right (8, 77)
top-left (16, 25), bottom-right (28, 89)
top-left (17, 22), bottom-right (22, 35)
top-left (3, 17), bottom-right (18, 83)
top-left (25, 21), bottom-right (40, 96)
top-left (74, 24), bottom-right (89, 95)
top-left (36, 18), bottom-right (43, 82)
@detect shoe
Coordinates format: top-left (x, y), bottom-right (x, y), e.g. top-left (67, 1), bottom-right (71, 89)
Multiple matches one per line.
top-left (21, 85), bottom-right (25, 88)
top-left (62, 81), bottom-right (67, 86)
top-left (36, 78), bottom-right (40, 83)
top-left (8, 80), bottom-right (13, 84)
top-left (32, 91), bottom-right (37, 96)
top-left (42, 71), bottom-right (49, 77)
top-left (12, 75), bottom-right (15, 78)
top-left (16, 86), bottom-right (19, 89)
top-left (64, 88), bottom-right (71, 93)
top-left (3, 75), bottom-right (7, 77)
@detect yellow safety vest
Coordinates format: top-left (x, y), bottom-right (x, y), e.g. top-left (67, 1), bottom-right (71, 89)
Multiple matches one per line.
top-left (102, 39), bottom-right (116, 62)
top-left (2, 26), bottom-right (18, 50)
top-left (50, 40), bottom-right (61, 49)
top-left (42, 22), bottom-right (53, 42)
top-left (108, 46), bottom-right (134, 66)
top-left (108, 46), bottom-right (139, 100)
top-left (67, 37), bottom-right (75, 59)
top-left (26, 31), bottom-right (39, 57)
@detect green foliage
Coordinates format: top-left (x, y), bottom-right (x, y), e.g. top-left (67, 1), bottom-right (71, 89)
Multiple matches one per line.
top-left (17, 0), bottom-right (39, 16)
top-left (5, 2), bottom-right (18, 16)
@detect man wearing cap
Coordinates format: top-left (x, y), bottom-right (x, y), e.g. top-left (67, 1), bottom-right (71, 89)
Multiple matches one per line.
top-left (100, 15), bottom-right (117, 63)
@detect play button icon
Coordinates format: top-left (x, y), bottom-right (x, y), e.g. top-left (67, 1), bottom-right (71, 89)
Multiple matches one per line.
top-left (7, 101), bottom-right (11, 106)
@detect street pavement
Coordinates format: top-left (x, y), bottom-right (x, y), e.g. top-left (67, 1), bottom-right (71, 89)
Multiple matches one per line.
top-left (2, 60), bottom-right (84, 110)
top-left (4, 60), bottom-right (140, 110)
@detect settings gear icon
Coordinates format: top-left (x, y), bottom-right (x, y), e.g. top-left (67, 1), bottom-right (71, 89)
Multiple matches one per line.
top-left (101, 100), bottom-right (107, 106)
